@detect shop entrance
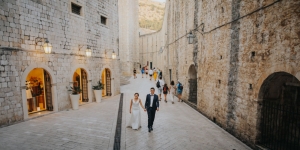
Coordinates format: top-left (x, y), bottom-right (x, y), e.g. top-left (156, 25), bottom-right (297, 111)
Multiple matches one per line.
top-left (258, 72), bottom-right (300, 150)
top-left (101, 68), bottom-right (112, 96)
top-left (72, 68), bottom-right (89, 103)
top-left (26, 68), bottom-right (53, 114)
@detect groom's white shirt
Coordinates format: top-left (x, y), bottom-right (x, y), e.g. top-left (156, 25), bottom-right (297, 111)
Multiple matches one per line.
top-left (150, 94), bottom-right (154, 107)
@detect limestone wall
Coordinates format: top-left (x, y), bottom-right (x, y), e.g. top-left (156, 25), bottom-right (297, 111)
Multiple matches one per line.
top-left (118, 0), bottom-right (139, 76)
top-left (139, 0), bottom-right (300, 147)
top-left (0, 0), bottom-right (120, 126)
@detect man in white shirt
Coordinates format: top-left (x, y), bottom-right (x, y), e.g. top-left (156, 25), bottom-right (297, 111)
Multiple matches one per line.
top-left (144, 87), bottom-right (159, 132)
top-left (148, 69), bottom-right (153, 81)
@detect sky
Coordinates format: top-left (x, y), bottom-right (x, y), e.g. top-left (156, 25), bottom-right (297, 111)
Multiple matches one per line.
top-left (152, 0), bottom-right (166, 3)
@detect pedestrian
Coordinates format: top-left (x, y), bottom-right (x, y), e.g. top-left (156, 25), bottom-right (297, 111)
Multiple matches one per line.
top-left (153, 68), bottom-right (158, 81)
top-left (169, 80), bottom-right (176, 104)
top-left (141, 67), bottom-right (145, 78)
top-left (157, 69), bottom-right (160, 78)
top-left (177, 80), bottom-right (183, 102)
top-left (144, 87), bottom-right (159, 132)
top-left (145, 66), bottom-right (148, 78)
top-left (159, 69), bottom-right (162, 78)
top-left (156, 76), bottom-right (164, 101)
top-left (148, 68), bottom-right (153, 81)
top-left (162, 83), bottom-right (169, 103)
top-left (133, 68), bottom-right (137, 79)
top-left (128, 93), bottom-right (146, 130)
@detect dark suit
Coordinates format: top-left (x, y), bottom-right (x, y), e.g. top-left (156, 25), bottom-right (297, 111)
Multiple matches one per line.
top-left (145, 94), bottom-right (159, 128)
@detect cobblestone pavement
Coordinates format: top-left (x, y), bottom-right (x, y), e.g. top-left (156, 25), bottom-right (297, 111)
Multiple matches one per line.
top-left (0, 96), bottom-right (120, 150)
top-left (121, 74), bottom-right (251, 150)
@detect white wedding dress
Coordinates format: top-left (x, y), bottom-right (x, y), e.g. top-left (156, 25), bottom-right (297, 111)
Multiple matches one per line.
top-left (127, 99), bottom-right (141, 129)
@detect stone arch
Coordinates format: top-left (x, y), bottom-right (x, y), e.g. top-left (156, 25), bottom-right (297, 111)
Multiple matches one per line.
top-left (188, 64), bottom-right (197, 79)
top-left (100, 65), bottom-right (115, 96)
top-left (188, 64), bottom-right (197, 104)
top-left (69, 64), bottom-right (91, 82)
top-left (255, 64), bottom-right (300, 102)
top-left (70, 65), bottom-right (92, 103)
top-left (21, 64), bottom-right (58, 120)
top-left (257, 71), bottom-right (300, 149)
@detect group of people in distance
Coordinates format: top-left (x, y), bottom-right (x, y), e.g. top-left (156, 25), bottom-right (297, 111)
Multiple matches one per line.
top-left (129, 67), bottom-right (184, 132)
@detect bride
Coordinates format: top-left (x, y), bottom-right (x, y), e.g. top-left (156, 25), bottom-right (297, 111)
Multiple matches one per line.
top-left (128, 93), bottom-right (145, 130)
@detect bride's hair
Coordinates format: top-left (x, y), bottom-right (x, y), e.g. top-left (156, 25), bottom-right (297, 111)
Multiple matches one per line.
top-left (134, 93), bottom-right (139, 96)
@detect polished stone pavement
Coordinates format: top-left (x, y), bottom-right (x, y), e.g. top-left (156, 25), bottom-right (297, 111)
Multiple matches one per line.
top-left (121, 74), bottom-right (251, 150)
top-left (0, 74), bottom-right (251, 150)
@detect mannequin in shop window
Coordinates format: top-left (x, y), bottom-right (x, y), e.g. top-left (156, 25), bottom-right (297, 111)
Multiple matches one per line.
top-left (26, 81), bottom-right (33, 112)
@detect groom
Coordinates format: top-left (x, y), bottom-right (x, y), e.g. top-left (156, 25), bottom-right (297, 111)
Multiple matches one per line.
top-left (144, 87), bottom-right (159, 132)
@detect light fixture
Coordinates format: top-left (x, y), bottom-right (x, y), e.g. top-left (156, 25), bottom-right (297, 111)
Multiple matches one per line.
top-left (112, 50), bottom-right (116, 59)
top-left (159, 47), bottom-right (163, 53)
top-left (187, 31), bottom-right (195, 44)
top-left (43, 38), bottom-right (52, 53)
top-left (85, 46), bottom-right (92, 57)
top-left (35, 37), bottom-right (52, 53)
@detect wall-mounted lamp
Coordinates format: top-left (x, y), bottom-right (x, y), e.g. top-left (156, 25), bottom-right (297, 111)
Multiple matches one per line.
top-left (36, 38), bottom-right (52, 53)
top-left (112, 50), bottom-right (116, 59)
top-left (86, 46), bottom-right (92, 57)
top-left (187, 32), bottom-right (195, 44)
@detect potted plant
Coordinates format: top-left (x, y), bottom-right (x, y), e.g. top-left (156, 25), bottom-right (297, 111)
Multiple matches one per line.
top-left (92, 81), bottom-right (104, 103)
top-left (67, 85), bottom-right (82, 110)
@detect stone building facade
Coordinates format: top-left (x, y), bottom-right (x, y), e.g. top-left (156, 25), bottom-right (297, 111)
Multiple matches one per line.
top-left (118, 0), bottom-right (140, 76)
top-left (0, 0), bottom-right (120, 126)
top-left (140, 0), bottom-right (300, 148)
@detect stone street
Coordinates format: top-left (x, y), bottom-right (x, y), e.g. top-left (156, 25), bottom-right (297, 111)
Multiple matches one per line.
top-left (0, 74), bottom-right (251, 150)
top-left (121, 74), bottom-right (251, 150)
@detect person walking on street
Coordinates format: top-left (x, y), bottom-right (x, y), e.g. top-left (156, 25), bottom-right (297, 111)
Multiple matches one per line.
top-left (169, 80), bottom-right (176, 104)
top-left (128, 93), bottom-right (146, 130)
top-left (157, 69), bottom-right (160, 79)
top-left (177, 80), bottom-right (183, 102)
top-left (162, 83), bottom-right (169, 103)
top-left (141, 67), bottom-right (145, 78)
top-left (144, 87), bottom-right (159, 132)
top-left (145, 66), bottom-right (148, 78)
top-left (133, 68), bottom-right (137, 79)
top-left (149, 69), bottom-right (153, 81)
top-left (153, 68), bottom-right (157, 81)
top-left (159, 69), bottom-right (162, 78)
top-left (156, 76), bottom-right (164, 101)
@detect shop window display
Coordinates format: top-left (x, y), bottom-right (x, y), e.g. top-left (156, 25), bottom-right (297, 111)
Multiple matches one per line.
top-left (26, 68), bottom-right (48, 113)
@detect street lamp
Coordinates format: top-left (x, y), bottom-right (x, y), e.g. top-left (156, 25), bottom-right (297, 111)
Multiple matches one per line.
top-left (85, 46), bottom-right (92, 57)
top-left (112, 50), bottom-right (116, 59)
top-left (187, 32), bottom-right (195, 44)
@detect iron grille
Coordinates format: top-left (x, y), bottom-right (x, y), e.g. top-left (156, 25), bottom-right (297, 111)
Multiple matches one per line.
top-left (71, 3), bottom-right (81, 15)
top-left (261, 101), bottom-right (300, 150)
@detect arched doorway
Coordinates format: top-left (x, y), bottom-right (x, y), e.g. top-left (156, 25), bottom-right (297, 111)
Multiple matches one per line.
top-left (72, 68), bottom-right (89, 103)
top-left (101, 68), bottom-right (112, 97)
top-left (25, 68), bottom-right (53, 114)
top-left (258, 72), bottom-right (300, 149)
top-left (188, 65), bottom-right (197, 104)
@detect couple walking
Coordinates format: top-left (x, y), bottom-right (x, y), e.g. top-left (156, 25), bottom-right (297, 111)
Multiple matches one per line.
top-left (128, 87), bottom-right (159, 132)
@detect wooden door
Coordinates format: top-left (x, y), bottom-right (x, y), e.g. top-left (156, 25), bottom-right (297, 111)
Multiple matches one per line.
top-left (106, 69), bottom-right (111, 96)
top-left (81, 69), bottom-right (89, 102)
top-left (44, 70), bottom-right (53, 111)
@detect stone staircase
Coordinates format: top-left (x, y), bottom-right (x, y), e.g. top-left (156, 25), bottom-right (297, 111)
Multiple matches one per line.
top-left (120, 75), bottom-right (131, 85)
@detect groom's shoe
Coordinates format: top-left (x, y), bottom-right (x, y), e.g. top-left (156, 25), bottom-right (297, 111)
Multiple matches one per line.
top-left (148, 128), bottom-right (151, 132)
top-left (150, 126), bottom-right (153, 131)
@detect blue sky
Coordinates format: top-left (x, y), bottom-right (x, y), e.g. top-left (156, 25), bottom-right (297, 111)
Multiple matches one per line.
top-left (153, 0), bottom-right (166, 3)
